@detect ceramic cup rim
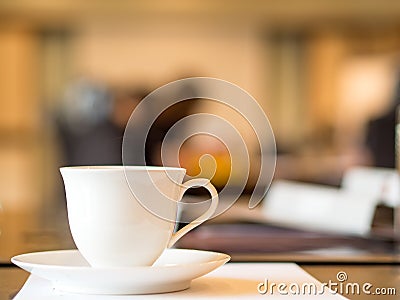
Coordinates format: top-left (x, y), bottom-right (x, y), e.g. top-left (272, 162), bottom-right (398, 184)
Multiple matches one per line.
top-left (60, 165), bottom-right (185, 173)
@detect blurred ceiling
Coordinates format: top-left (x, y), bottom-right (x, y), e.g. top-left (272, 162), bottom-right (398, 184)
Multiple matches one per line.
top-left (1, 0), bottom-right (400, 28)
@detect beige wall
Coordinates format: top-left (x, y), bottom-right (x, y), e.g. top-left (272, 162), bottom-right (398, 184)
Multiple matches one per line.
top-left (72, 22), bottom-right (269, 109)
top-left (0, 28), bottom-right (42, 213)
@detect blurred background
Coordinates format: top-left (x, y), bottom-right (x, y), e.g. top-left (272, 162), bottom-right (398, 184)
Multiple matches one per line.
top-left (1, 0), bottom-right (400, 261)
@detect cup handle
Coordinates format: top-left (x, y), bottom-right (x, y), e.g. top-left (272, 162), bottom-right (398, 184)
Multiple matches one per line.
top-left (167, 178), bottom-right (219, 248)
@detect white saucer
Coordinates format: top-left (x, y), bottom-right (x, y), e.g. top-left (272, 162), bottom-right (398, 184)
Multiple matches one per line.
top-left (11, 248), bottom-right (230, 295)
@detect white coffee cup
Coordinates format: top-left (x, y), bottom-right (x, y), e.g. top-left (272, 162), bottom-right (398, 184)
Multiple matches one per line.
top-left (60, 166), bottom-right (218, 268)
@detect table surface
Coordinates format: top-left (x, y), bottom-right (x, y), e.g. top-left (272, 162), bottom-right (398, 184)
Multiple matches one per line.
top-left (1, 198), bottom-right (399, 263)
top-left (1, 263), bottom-right (399, 300)
top-left (1, 198), bottom-right (399, 299)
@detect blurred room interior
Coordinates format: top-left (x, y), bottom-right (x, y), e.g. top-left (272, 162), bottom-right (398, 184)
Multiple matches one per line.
top-left (1, 0), bottom-right (400, 262)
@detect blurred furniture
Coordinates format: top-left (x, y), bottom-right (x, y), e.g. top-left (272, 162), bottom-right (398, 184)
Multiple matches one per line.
top-left (177, 189), bottom-right (400, 264)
